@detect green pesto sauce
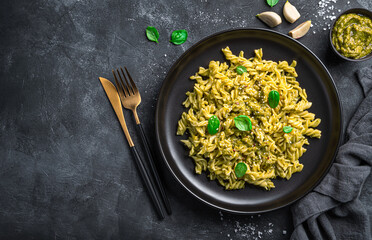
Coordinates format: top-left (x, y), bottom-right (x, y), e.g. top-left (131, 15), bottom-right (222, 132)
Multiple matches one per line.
top-left (332, 13), bottom-right (372, 59)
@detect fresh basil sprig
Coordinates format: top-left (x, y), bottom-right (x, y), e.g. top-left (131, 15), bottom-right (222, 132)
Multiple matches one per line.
top-left (170, 30), bottom-right (188, 45)
top-left (234, 115), bottom-right (252, 131)
top-left (235, 162), bottom-right (248, 178)
top-left (146, 26), bottom-right (159, 43)
top-left (236, 66), bottom-right (247, 75)
top-left (207, 115), bottom-right (220, 135)
top-left (268, 90), bottom-right (280, 108)
top-left (283, 126), bottom-right (293, 133)
top-left (266, 0), bottom-right (279, 7)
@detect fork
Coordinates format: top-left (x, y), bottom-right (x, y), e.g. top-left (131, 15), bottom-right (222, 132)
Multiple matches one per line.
top-left (99, 77), bottom-right (165, 219)
top-left (112, 67), bottom-right (172, 215)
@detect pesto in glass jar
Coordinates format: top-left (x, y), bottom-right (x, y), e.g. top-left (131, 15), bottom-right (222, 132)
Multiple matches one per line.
top-left (332, 13), bottom-right (372, 59)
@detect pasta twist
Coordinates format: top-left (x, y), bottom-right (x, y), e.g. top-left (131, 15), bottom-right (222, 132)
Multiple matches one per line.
top-left (177, 47), bottom-right (322, 190)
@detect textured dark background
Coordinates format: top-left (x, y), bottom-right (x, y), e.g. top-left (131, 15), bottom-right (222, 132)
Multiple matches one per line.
top-left (0, 0), bottom-right (371, 239)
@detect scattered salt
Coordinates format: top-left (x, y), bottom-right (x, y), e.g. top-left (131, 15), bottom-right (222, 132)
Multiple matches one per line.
top-left (231, 220), bottom-right (274, 240)
top-left (314, 0), bottom-right (341, 30)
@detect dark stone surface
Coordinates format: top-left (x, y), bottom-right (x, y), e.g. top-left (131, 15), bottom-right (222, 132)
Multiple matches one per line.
top-left (0, 0), bottom-right (371, 239)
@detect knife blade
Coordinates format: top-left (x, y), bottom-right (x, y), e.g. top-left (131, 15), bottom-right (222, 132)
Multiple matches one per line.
top-left (99, 77), bottom-right (134, 147)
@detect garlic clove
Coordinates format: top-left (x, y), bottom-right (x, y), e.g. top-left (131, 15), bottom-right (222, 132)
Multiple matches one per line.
top-left (289, 20), bottom-right (311, 39)
top-left (283, 1), bottom-right (301, 23)
top-left (257, 11), bottom-right (282, 28)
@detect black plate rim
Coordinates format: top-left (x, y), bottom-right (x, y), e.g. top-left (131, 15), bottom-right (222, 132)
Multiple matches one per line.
top-left (155, 28), bottom-right (343, 214)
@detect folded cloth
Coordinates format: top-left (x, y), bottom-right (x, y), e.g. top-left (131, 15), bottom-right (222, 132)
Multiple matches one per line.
top-left (291, 66), bottom-right (372, 240)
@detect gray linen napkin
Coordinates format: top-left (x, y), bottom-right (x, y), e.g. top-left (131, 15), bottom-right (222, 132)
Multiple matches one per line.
top-left (291, 66), bottom-right (372, 240)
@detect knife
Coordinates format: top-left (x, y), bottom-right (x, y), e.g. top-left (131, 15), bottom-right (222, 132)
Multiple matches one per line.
top-left (99, 77), bottom-right (165, 219)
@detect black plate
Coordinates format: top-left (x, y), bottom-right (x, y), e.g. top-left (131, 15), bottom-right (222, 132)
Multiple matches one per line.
top-left (155, 29), bottom-right (342, 214)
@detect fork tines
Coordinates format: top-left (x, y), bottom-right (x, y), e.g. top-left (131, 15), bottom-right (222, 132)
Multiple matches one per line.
top-left (112, 67), bottom-right (138, 97)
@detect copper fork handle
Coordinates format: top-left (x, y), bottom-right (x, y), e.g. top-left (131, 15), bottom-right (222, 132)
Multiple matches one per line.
top-left (133, 108), bottom-right (140, 125)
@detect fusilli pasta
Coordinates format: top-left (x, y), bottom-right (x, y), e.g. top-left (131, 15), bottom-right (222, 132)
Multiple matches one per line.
top-left (177, 47), bottom-right (321, 190)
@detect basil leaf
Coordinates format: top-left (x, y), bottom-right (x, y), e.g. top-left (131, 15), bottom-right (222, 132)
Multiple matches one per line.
top-left (235, 162), bottom-right (248, 178)
top-left (266, 0), bottom-right (279, 7)
top-left (146, 26), bottom-right (159, 43)
top-left (283, 126), bottom-right (293, 133)
top-left (207, 115), bottom-right (220, 135)
top-left (170, 29), bottom-right (188, 45)
top-left (268, 90), bottom-right (280, 108)
top-left (236, 65), bottom-right (247, 75)
top-left (234, 115), bottom-right (252, 131)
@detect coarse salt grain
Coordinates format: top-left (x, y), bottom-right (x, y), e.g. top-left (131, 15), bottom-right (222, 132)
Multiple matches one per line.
top-left (219, 211), bottom-right (223, 221)
top-left (229, 220), bottom-right (275, 240)
top-left (314, 0), bottom-right (341, 30)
